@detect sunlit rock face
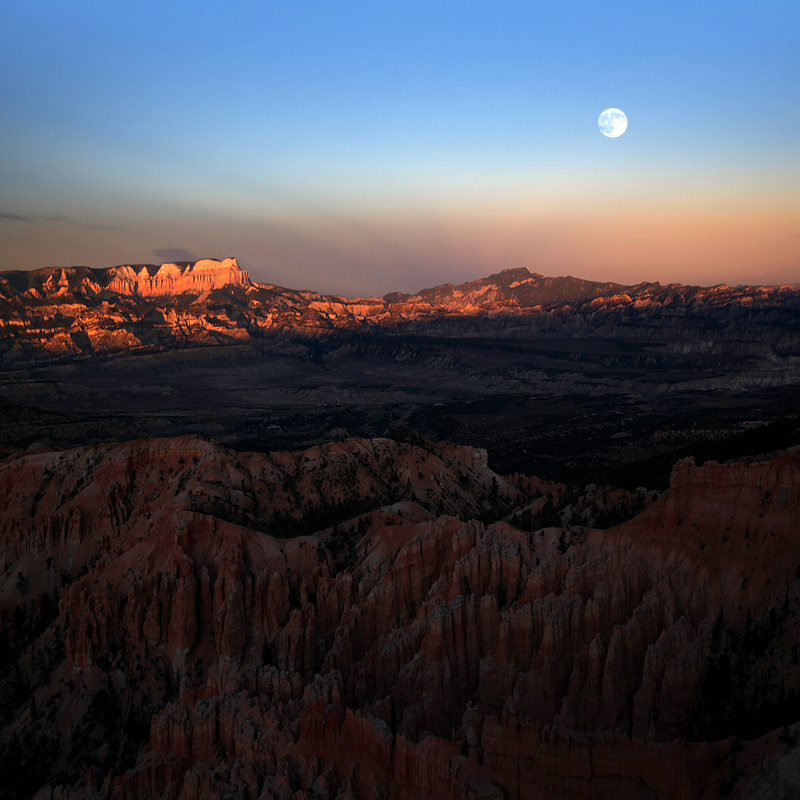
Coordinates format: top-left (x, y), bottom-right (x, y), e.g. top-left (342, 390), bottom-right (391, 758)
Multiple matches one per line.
top-left (1, 434), bottom-right (800, 798)
top-left (0, 260), bottom-right (799, 368)
top-left (106, 258), bottom-right (250, 297)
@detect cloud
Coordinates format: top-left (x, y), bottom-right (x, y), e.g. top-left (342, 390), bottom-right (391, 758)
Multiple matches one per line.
top-left (0, 211), bottom-right (72, 224)
top-left (152, 247), bottom-right (198, 263)
top-left (0, 211), bottom-right (115, 231)
top-left (0, 211), bottom-right (34, 223)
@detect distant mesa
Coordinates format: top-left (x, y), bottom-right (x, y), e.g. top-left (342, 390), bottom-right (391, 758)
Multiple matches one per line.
top-left (107, 257), bottom-right (250, 297)
top-left (0, 256), bottom-right (251, 302)
top-left (1, 257), bottom-right (799, 368)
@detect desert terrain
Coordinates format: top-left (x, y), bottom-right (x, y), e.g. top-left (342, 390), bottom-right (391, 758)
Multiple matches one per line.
top-left (0, 259), bottom-right (799, 799)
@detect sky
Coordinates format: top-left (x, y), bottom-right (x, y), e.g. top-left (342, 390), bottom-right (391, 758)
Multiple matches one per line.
top-left (1, 0), bottom-right (798, 296)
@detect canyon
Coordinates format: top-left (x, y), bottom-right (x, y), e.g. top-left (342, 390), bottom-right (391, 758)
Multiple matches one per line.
top-left (0, 434), bottom-right (799, 798)
top-left (0, 259), bottom-right (798, 485)
top-left (1, 258), bottom-right (800, 798)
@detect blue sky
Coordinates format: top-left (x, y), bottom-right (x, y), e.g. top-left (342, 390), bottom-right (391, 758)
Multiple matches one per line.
top-left (1, 0), bottom-right (798, 295)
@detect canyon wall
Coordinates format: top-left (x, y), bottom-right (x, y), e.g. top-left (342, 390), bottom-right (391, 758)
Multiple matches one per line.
top-left (1, 436), bottom-right (799, 798)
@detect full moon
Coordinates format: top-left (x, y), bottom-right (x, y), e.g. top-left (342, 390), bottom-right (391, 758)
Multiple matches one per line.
top-left (598, 108), bottom-right (627, 138)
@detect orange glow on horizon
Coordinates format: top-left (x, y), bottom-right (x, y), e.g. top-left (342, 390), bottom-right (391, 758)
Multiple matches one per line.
top-left (0, 200), bottom-right (797, 296)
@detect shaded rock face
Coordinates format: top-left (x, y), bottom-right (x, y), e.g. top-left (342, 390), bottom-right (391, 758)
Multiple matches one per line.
top-left (1, 437), bottom-right (800, 798)
top-left (1, 261), bottom-right (799, 367)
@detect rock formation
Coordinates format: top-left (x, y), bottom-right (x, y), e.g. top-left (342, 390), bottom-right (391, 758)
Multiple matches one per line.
top-left (1, 434), bottom-right (800, 798)
top-left (0, 260), bottom-right (798, 372)
top-left (106, 258), bottom-right (250, 297)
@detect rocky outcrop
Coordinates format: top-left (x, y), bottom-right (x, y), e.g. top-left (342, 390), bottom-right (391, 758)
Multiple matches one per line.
top-left (106, 258), bottom-right (250, 297)
top-left (1, 262), bottom-right (799, 368)
top-left (2, 438), bottom-right (800, 798)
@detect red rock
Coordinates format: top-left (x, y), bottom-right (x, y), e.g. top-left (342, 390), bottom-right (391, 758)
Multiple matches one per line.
top-left (6, 437), bottom-right (800, 799)
top-left (3, 262), bottom-right (799, 364)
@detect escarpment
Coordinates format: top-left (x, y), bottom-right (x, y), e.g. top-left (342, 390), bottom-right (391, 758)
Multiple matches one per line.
top-left (1, 261), bottom-right (799, 368)
top-left (1, 437), bottom-right (800, 798)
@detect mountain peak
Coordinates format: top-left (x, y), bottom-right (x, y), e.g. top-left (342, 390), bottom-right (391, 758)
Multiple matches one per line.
top-left (496, 266), bottom-right (536, 278)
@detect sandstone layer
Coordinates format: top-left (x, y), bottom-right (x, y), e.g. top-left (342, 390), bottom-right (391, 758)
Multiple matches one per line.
top-left (0, 260), bottom-right (798, 372)
top-left (1, 436), bottom-right (799, 798)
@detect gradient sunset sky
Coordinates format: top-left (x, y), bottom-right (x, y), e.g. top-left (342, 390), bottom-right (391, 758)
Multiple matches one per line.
top-left (1, 0), bottom-right (798, 296)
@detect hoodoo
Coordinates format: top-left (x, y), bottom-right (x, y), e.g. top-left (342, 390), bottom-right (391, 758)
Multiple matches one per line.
top-left (1, 436), bottom-right (799, 798)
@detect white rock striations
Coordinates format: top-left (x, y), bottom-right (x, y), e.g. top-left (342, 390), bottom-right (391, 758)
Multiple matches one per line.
top-left (106, 258), bottom-right (250, 297)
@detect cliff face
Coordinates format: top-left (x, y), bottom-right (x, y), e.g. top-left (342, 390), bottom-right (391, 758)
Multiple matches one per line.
top-left (106, 258), bottom-right (250, 297)
top-left (1, 261), bottom-right (799, 367)
top-left (1, 435), bottom-right (799, 799)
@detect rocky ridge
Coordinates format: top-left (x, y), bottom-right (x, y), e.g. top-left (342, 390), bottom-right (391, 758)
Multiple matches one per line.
top-left (1, 259), bottom-right (799, 366)
top-left (1, 435), bottom-right (799, 798)
top-left (106, 258), bottom-right (250, 297)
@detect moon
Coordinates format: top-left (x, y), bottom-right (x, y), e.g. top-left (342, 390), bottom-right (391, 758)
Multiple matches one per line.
top-left (598, 108), bottom-right (627, 138)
